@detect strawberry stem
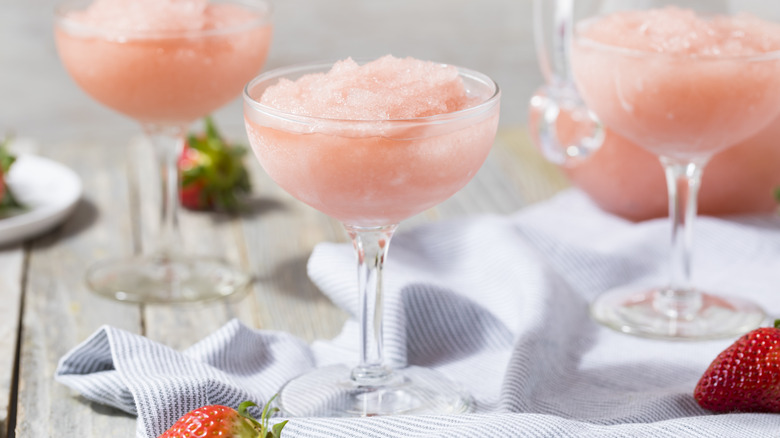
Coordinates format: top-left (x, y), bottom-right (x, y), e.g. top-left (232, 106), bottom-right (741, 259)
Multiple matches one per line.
top-left (774, 319), bottom-right (780, 329)
top-left (205, 115), bottom-right (220, 140)
top-left (237, 395), bottom-right (286, 437)
top-left (237, 400), bottom-right (261, 428)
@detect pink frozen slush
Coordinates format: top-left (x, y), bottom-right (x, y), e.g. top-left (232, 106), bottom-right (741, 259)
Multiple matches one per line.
top-left (245, 56), bottom-right (500, 226)
top-left (56, 0), bottom-right (272, 124)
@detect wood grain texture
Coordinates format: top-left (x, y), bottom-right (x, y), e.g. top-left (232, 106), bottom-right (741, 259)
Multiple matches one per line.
top-left (127, 136), bottom-right (263, 351)
top-left (15, 140), bottom-right (141, 437)
top-left (0, 246), bottom-right (24, 438)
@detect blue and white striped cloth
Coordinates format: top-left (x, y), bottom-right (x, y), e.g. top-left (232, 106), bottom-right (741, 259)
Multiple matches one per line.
top-left (56, 190), bottom-right (780, 437)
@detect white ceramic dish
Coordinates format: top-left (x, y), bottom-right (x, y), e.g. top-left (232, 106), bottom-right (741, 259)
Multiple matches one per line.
top-left (0, 154), bottom-right (82, 247)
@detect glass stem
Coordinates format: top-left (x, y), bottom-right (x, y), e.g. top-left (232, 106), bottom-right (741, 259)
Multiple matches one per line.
top-left (345, 223), bottom-right (398, 387)
top-left (655, 156), bottom-right (708, 320)
top-left (143, 124), bottom-right (187, 258)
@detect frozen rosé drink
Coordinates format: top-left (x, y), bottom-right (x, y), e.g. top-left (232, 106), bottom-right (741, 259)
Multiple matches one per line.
top-left (54, 0), bottom-right (272, 303)
top-left (244, 56), bottom-right (500, 226)
top-left (56, 0), bottom-right (272, 124)
top-left (243, 56), bottom-right (500, 417)
top-left (572, 7), bottom-right (780, 159)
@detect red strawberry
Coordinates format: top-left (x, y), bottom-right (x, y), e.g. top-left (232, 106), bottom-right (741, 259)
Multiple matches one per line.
top-left (177, 168), bottom-right (208, 210)
top-left (178, 116), bottom-right (252, 211)
top-left (694, 320), bottom-right (780, 413)
top-left (159, 404), bottom-right (258, 438)
top-left (159, 397), bottom-right (287, 438)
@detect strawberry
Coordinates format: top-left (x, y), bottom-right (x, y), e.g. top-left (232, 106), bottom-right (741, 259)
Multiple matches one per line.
top-left (159, 396), bottom-right (287, 438)
top-left (178, 116), bottom-right (252, 211)
top-left (694, 320), bottom-right (780, 413)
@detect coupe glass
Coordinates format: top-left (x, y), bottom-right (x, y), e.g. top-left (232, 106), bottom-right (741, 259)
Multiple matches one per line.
top-left (243, 61), bottom-right (501, 416)
top-left (568, 0), bottom-right (780, 339)
top-left (54, 0), bottom-right (272, 303)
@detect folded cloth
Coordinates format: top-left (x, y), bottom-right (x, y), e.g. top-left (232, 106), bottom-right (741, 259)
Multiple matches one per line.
top-left (56, 189), bottom-right (780, 437)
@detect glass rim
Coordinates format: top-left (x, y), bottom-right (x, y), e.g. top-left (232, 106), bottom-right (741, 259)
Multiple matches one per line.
top-left (242, 58), bottom-right (502, 126)
top-left (54, 0), bottom-right (273, 41)
top-left (575, 16), bottom-right (780, 62)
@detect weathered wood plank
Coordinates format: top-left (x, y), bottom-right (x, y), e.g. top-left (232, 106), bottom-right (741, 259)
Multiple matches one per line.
top-left (0, 246), bottom-right (23, 438)
top-left (214, 122), bottom-right (351, 342)
top-left (126, 134), bottom-right (265, 350)
top-left (15, 140), bottom-right (142, 437)
top-left (238, 153), bottom-right (349, 343)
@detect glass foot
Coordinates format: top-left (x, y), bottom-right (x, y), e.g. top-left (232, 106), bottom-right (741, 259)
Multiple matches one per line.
top-left (85, 253), bottom-right (251, 303)
top-left (278, 364), bottom-right (473, 417)
top-left (590, 286), bottom-right (766, 340)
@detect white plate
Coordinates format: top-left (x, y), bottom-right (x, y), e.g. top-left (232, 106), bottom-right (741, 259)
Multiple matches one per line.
top-left (0, 154), bottom-right (82, 247)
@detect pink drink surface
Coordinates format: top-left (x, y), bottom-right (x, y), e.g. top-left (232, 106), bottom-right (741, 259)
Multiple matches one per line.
top-left (572, 7), bottom-right (780, 159)
top-left (55, 0), bottom-right (272, 124)
top-left (245, 56), bottom-right (500, 226)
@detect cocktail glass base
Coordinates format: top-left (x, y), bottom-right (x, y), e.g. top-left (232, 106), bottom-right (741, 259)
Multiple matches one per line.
top-left (278, 364), bottom-right (473, 417)
top-left (85, 253), bottom-right (250, 303)
top-left (590, 286), bottom-right (766, 341)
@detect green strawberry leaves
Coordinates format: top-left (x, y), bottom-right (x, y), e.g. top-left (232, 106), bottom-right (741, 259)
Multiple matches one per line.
top-left (0, 137), bottom-right (16, 174)
top-left (179, 116), bottom-right (252, 211)
top-left (0, 136), bottom-right (24, 214)
top-left (238, 395), bottom-right (288, 438)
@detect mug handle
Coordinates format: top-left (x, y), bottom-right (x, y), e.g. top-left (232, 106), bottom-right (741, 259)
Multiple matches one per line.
top-left (529, 0), bottom-right (604, 165)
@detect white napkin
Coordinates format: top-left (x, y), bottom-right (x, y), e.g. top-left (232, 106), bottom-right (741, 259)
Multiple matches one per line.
top-left (56, 189), bottom-right (780, 437)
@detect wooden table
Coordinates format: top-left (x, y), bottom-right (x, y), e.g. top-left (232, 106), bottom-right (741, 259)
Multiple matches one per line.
top-left (0, 127), bottom-right (569, 437)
